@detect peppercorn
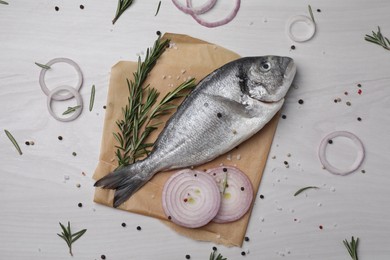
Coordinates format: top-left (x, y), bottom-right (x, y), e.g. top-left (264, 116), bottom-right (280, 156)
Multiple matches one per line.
top-left (241, 251), bottom-right (246, 256)
top-left (217, 112), bottom-right (222, 118)
top-left (25, 141), bottom-right (30, 145)
top-left (55, 6), bottom-right (59, 11)
top-left (185, 255), bottom-right (191, 259)
top-left (328, 139), bottom-right (333, 144)
top-left (244, 236), bottom-right (250, 242)
top-left (156, 31), bottom-right (161, 36)
top-left (136, 226), bottom-right (141, 231)
top-left (212, 247), bottom-right (217, 251)
top-left (298, 99), bottom-right (304, 104)
top-left (72, 152), bottom-right (77, 156)
top-left (101, 255), bottom-right (106, 259)
top-left (78, 203), bottom-right (83, 207)
top-left (80, 4), bottom-right (84, 9)
top-left (290, 45), bottom-right (296, 50)
top-left (58, 136), bottom-right (63, 140)
top-left (121, 222), bottom-right (126, 227)
top-left (241, 187), bottom-right (245, 191)
top-left (223, 168), bottom-right (227, 172)
top-left (259, 194), bottom-right (264, 199)
top-left (281, 114), bottom-right (287, 119)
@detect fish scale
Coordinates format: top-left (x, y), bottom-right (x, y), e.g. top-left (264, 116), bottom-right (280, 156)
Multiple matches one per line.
top-left (95, 56), bottom-right (296, 208)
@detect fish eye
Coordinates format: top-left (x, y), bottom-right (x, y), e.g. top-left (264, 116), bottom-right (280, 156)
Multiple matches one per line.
top-left (260, 62), bottom-right (271, 72)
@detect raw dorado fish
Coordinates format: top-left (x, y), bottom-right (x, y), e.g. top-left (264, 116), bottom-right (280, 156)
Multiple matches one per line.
top-left (95, 56), bottom-right (297, 207)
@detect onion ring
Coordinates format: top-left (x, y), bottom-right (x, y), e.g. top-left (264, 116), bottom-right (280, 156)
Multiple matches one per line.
top-left (39, 58), bottom-right (83, 101)
top-left (162, 169), bottom-right (221, 228)
top-left (207, 166), bottom-right (253, 223)
top-left (318, 131), bottom-right (365, 175)
top-left (171, 0), bottom-right (217, 15)
top-left (186, 0), bottom-right (241, 28)
top-left (47, 85), bottom-right (83, 122)
top-left (286, 15), bottom-right (316, 42)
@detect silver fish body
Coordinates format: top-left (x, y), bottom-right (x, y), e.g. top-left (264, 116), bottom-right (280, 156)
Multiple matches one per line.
top-left (95, 56), bottom-right (296, 207)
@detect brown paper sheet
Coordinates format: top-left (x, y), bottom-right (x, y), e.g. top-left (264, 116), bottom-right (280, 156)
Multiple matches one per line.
top-left (93, 33), bottom-right (280, 247)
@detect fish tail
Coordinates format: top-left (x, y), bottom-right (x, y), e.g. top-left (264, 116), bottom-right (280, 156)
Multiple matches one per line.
top-left (94, 162), bottom-right (155, 208)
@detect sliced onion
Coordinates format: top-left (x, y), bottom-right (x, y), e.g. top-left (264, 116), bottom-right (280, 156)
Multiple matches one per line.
top-left (187, 0), bottom-right (241, 28)
top-left (162, 169), bottom-right (221, 228)
top-left (286, 15), bottom-right (316, 42)
top-left (39, 58), bottom-right (83, 101)
top-left (318, 131), bottom-right (365, 175)
top-left (171, 0), bottom-right (217, 15)
top-left (47, 85), bottom-right (83, 122)
top-left (206, 166), bottom-right (253, 223)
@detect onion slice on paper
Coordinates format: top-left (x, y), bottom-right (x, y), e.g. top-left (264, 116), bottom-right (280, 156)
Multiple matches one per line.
top-left (162, 169), bottom-right (221, 228)
top-left (187, 0), bottom-right (241, 28)
top-left (39, 57), bottom-right (83, 101)
top-left (318, 131), bottom-right (365, 175)
top-left (171, 0), bottom-right (217, 15)
top-left (207, 166), bottom-right (253, 223)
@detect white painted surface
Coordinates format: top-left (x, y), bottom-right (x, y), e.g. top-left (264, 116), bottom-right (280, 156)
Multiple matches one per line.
top-left (1, 0), bottom-right (390, 259)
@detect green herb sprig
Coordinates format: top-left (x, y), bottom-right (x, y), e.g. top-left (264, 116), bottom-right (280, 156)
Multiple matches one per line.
top-left (112, 0), bottom-right (134, 24)
top-left (343, 236), bottom-right (359, 260)
top-left (222, 172), bottom-right (228, 195)
top-left (308, 5), bottom-right (315, 24)
top-left (209, 250), bottom-right (227, 260)
top-left (294, 186), bottom-right (319, 196)
top-left (365, 26), bottom-right (390, 51)
top-left (0, 0), bottom-right (9, 5)
top-left (35, 62), bottom-right (51, 70)
top-left (113, 36), bottom-right (196, 168)
top-left (155, 1), bottom-right (161, 16)
top-left (63, 105), bottom-right (81, 115)
top-left (57, 222), bottom-right (87, 256)
top-left (89, 85), bottom-right (96, 111)
top-left (4, 129), bottom-right (22, 155)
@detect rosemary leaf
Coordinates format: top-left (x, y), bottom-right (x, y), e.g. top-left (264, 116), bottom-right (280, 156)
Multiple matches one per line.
top-left (343, 236), bottom-right (359, 260)
top-left (35, 62), bottom-right (51, 70)
top-left (308, 5), bottom-right (315, 24)
top-left (57, 222), bottom-right (87, 256)
top-left (210, 250), bottom-right (227, 260)
top-left (63, 105), bottom-right (81, 115)
top-left (222, 172), bottom-right (228, 195)
top-left (113, 0), bottom-right (134, 24)
top-left (89, 85), bottom-right (96, 111)
top-left (0, 0), bottom-right (9, 5)
top-left (155, 1), bottom-right (161, 16)
top-left (4, 129), bottom-right (22, 155)
top-left (294, 186), bottom-right (319, 196)
top-left (365, 26), bottom-right (390, 51)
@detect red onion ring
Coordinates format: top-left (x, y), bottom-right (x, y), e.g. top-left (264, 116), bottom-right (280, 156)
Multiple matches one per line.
top-left (318, 131), bottom-right (365, 175)
top-left (162, 169), bottom-right (221, 228)
top-left (206, 166), bottom-right (253, 223)
top-left (187, 0), bottom-right (241, 28)
top-left (47, 85), bottom-right (83, 122)
top-left (171, 0), bottom-right (217, 15)
top-left (39, 58), bottom-right (83, 101)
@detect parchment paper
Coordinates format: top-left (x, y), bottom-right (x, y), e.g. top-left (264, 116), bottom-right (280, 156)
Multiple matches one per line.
top-left (93, 33), bottom-right (280, 247)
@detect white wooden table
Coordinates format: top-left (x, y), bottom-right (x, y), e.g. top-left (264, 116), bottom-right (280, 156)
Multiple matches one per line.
top-left (1, 1), bottom-right (390, 259)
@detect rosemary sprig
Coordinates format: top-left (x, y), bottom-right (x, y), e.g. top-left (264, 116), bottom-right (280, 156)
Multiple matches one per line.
top-left (89, 85), bottom-right (96, 111)
top-left (0, 0), bottom-right (9, 5)
top-left (57, 222), bottom-right (87, 256)
top-left (308, 5), bottom-right (315, 24)
top-left (365, 26), bottom-right (390, 51)
top-left (113, 36), bottom-right (196, 168)
top-left (63, 105), bottom-right (81, 115)
top-left (294, 186), bottom-right (319, 196)
top-left (112, 0), bottom-right (134, 24)
top-left (155, 1), bottom-right (161, 16)
top-left (343, 236), bottom-right (359, 260)
top-left (35, 62), bottom-right (51, 70)
top-left (4, 129), bottom-right (22, 155)
top-left (209, 250), bottom-right (227, 260)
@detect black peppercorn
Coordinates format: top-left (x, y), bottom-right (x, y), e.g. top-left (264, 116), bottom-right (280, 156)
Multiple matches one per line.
top-left (136, 226), bottom-right (141, 231)
top-left (244, 236), bottom-right (250, 242)
top-left (328, 139), bottom-right (333, 144)
top-left (101, 255), bottom-right (106, 260)
top-left (80, 4), bottom-right (84, 9)
top-left (217, 112), bottom-right (222, 118)
top-left (298, 99), bottom-right (304, 104)
top-left (241, 251), bottom-right (246, 256)
top-left (55, 6), bottom-right (59, 11)
top-left (121, 222), bottom-right (126, 227)
top-left (78, 203), bottom-right (83, 207)
top-left (290, 45), bottom-right (296, 50)
top-left (185, 255), bottom-right (191, 259)
top-left (259, 194), bottom-right (264, 199)
top-left (58, 136), bottom-right (63, 140)
top-left (281, 114), bottom-right (287, 119)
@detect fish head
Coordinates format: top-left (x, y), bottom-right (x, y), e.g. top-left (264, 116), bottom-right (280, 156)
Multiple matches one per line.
top-left (245, 56), bottom-right (296, 102)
